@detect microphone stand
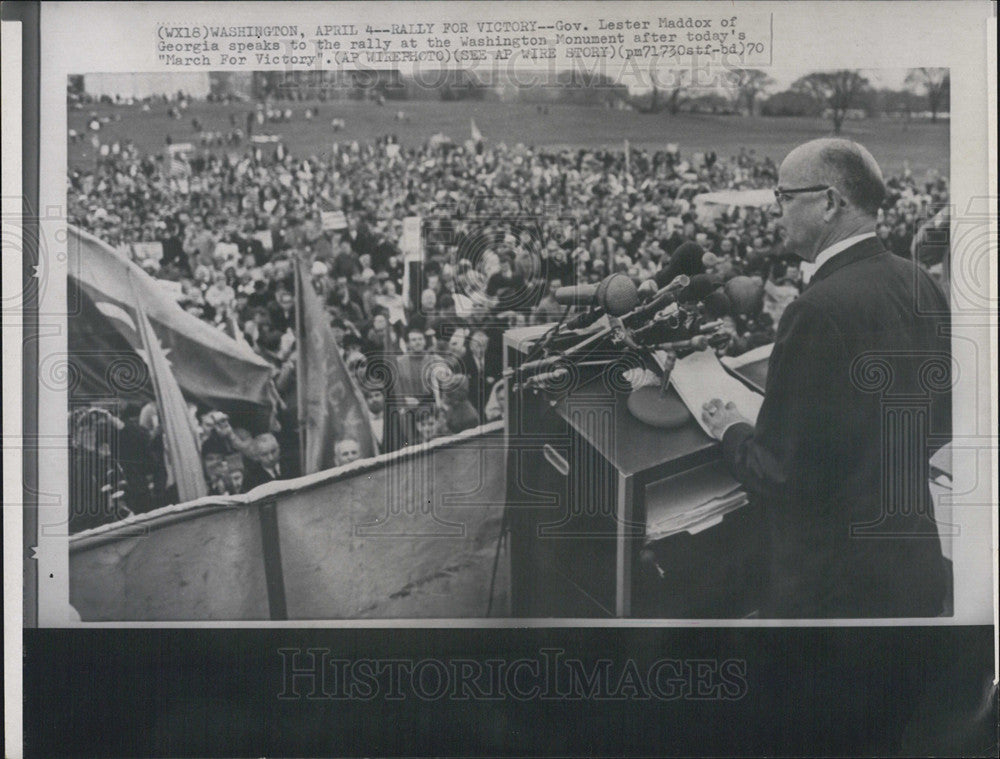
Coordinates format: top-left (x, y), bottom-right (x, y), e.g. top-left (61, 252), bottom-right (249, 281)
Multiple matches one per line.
top-left (626, 348), bottom-right (691, 429)
top-left (624, 318), bottom-right (731, 429)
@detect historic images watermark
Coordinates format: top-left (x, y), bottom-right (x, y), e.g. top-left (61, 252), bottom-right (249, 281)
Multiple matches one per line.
top-left (277, 648), bottom-right (749, 701)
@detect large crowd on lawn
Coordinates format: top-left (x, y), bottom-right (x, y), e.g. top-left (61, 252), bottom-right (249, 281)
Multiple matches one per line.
top-left (66, 100), bottom-right (950, 530)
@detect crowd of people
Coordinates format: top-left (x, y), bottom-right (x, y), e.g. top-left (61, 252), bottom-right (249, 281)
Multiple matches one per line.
top-left (68, 403), bottom-right (292, 533)
top-left (66, 100), bottom-right (950, 530)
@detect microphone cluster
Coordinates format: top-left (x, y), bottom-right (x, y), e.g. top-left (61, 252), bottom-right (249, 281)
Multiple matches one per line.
top-left (510, 243), bottom-right (765, 393)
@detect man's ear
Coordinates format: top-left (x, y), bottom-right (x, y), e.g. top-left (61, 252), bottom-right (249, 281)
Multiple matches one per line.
top-left (823, 188), bottom-right (844, 221)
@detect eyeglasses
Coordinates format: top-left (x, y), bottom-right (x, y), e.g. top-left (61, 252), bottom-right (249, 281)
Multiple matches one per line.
top-left (773, 185), bottom-right (831, 204)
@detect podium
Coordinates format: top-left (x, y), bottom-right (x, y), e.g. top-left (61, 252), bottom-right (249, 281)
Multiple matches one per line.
top-left (504, 325), bottom-right (764, 618)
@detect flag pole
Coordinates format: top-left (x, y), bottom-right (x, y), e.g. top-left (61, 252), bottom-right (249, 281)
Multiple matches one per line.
top-left (293, 256), bottom-right (307, 477)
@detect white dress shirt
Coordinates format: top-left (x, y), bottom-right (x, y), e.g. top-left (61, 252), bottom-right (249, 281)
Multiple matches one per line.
top-left (799, 232), bottom-right (876, 285)
top-left (368, 411), bottom-right (384, 448)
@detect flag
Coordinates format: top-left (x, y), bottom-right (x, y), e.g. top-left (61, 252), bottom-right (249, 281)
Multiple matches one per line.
top-left (67, 226), bottom-right (274, 427)
top-left (130, 272), bottom-right (208, 503)
top-left (470, 118), bottom-right (483, 143)
top-left (294, 257), bottom-right (376, 474)
top-left (165, 152), bottom-right (191, 195)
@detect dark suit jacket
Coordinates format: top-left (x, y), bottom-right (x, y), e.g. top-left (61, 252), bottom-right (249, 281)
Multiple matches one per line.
top-left (462, 353), bottom-right (496, 419)
top-left (721, 237), bottom-right (950, 618)
top-left (243, 460), bottom-right (282, 492)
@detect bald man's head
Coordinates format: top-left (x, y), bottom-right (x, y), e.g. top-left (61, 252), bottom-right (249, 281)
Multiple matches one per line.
top-left (781, 139), bottom-right (886, 217)
top-left (253, 433), bottom-right (280, 469)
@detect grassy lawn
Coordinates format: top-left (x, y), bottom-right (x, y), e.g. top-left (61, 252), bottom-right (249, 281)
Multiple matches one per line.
top-left (69, 98), bottom-right (949, 179)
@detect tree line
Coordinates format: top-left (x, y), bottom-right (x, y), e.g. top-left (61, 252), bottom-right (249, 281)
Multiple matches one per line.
top-left (635, 67), bottom-right (949, 133)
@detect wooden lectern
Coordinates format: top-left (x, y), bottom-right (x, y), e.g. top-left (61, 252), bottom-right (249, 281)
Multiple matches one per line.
top-left (504, 325), bottom-right (765, 618)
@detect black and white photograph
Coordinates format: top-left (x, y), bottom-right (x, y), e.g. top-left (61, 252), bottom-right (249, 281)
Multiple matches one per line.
top-left (59, 62), bottom-right (966, 622)
top-left (6, 1), bottom-right (997, 756)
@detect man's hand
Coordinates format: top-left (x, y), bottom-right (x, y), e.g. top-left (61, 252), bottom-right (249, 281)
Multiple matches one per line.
top-left (278, 328), bottom-right (296, 358)
top-left (701, 398), bottom-right (751, 441)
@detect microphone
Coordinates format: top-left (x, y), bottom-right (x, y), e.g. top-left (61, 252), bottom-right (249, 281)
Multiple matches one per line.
top-left (623, 273), bottom-right (715, 327)
top-left (677, 273), bottom-right (718, 303)
top-left (553, 284), bottom-right (600, 307)
top-left (554, 273), bottom-right (639, 317)
top-left (608, 314), bottom-right (640, 350)
top-left (520, 367), bottom-right (570, 390)
top-left (723, 276), bottom-right (765, 317)
top-left (633, 318), bottom-right (729, 348)
top-left (650, 241), bottom-right (707, 288)
top-left (511, 353), bottom-right (564, 378)
top-left (697, 319), bottom-right (726, 334)
top-left (702, 288), bottom-right (734, 319)
top-left (651, 333), bottom-right (728, 352)
top-left (564, 307), bottom-right (606, 331)
top-left (636, 279), bottom-right (660, 300)
top-left (630, 317), bottom-right (692, 346)
top-left (622, 274), bottom-right (688, 325)
top-left (507, 309), bottom-right (618, 386)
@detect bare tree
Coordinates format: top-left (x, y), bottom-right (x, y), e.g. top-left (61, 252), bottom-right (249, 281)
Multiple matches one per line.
top-left (731, 68), bottom-right (775, 115)
top-left (792, 70), bottom-right (870, 134)
top-left (905, 67), bottom-right (950, 122)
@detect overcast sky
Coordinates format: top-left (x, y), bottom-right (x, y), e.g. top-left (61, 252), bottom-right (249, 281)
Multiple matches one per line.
top-left (626, 67), bottom-right (916, 94)
top-left (769, 68), bottom-right (911, 90)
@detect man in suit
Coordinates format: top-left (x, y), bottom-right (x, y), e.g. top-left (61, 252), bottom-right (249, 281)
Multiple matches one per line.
top-left (392, 320), bottom-right (435, 406)
top-left (466, 329), bottom-right (497, 420)
top-left (702, 138), bottom-right (951, 618)
top-left (243, 433), bottom-right (285, 491)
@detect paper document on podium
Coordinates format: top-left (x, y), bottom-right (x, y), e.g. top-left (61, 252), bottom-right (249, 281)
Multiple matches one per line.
top-left (670, 349), bottom-right (765, 437)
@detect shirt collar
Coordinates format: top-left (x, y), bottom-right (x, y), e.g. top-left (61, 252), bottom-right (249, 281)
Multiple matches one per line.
top-left (799, 232), bottom-right (876, 284)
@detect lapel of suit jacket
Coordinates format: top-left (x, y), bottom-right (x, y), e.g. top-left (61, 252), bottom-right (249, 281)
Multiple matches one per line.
top-left (806, 237), bottom-right (886, 290)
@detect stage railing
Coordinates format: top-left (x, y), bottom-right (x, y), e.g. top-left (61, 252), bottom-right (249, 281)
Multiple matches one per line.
top-left (69, 422), bottom-right (507, 621)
